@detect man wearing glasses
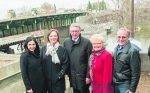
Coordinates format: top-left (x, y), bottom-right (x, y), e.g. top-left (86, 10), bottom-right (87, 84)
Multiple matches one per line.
top-left (113, 27), bottom-right (141, 93)
top-left (64, 25), bottom-right (92, 93)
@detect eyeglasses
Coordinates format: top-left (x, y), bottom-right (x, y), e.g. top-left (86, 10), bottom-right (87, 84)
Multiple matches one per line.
top-left (70, 30), bottom-right (80, 32)
top-left (117, 36), bottom-right (127, 39)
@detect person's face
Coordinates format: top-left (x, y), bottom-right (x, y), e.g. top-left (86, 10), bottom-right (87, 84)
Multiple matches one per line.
top-left (117, 30), bottom-right (129, 46)
top-left (92, 41), bottom-right (103, 51)
top-left (70, 26), bottom-right (81, 39)
top-left (27, 40), bottom-right (36, 52)
top-left (48, 31), bottom-right (58, 44)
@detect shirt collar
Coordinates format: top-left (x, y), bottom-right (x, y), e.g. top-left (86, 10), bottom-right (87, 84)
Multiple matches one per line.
top-left (72, 37), bottom-right (79, 42)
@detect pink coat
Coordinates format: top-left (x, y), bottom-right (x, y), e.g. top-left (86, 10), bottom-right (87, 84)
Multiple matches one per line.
top-left (90, 49), bottom-right (113, 93)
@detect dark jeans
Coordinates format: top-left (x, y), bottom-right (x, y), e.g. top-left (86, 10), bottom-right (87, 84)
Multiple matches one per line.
top-left (73, 85), bottom-right (90, 93)
top-left (115, 81), bottom-right (129, 93)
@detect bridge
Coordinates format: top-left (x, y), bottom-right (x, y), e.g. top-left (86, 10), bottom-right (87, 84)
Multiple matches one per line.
top-left (0, 12), bottom-right (86, 52)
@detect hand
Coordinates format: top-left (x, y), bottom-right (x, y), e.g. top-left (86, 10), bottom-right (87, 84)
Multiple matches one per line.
top-left (89, 69), bottom-right (93, 81)
top-left (27, 89), bottom-right (33, 93)
top-left (125, 90), bottom-right (133, 93)
top-left (86, 78), bottom-right (91, 84)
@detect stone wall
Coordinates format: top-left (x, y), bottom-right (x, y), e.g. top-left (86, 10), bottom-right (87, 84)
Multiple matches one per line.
top-left (0, 54), bottom-right (20, 80)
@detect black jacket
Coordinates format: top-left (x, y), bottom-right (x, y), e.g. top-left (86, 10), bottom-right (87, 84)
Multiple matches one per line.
top-left (40, 45), bottom-right (69, 93)
top-left (113, 41), bottom-right (141, 92)
top-left (64, 36), bottom-right (92, 90)
top-left (20, 52), bottom-right (46, 93)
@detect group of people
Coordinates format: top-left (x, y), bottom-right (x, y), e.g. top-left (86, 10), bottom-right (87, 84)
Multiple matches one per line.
top-left (20, 26), bottom-right (141, 93)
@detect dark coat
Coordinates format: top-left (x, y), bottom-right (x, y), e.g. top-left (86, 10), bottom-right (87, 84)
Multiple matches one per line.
top-left (148, 46), bottom-right (150, 57)
top-left (64, 36), bottom-right (92, 92)
top-left (20, 52), bottom-right (46, 93)
top-left (113, 41), bottom-right (141, 93)
top-left (40, 45), bottom-right (69, 93)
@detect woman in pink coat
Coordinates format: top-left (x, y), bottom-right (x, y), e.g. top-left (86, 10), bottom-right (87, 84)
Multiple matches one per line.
top-left (86, 34), bottom-right (114, 93)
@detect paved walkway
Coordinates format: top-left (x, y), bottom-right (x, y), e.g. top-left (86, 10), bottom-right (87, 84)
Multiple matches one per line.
top-left (0, 72), bottom-right (150, 93)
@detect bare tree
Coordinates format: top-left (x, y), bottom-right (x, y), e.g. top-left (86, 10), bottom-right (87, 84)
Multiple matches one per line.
top-left (7, 9), bottom-right (16, 19)
top-left (40, 2), bottom-right (54, 14)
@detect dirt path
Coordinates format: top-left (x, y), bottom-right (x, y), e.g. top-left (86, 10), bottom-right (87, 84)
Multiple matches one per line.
top-left (136, 72), bottom-right (150, 93)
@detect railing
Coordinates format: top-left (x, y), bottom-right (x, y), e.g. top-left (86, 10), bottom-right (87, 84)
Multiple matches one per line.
top-left (0, 12), bottom-right (86, 38)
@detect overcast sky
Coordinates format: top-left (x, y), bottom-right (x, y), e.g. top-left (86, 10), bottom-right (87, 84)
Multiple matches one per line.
top-left (0, 0), bottom-right (114, 19)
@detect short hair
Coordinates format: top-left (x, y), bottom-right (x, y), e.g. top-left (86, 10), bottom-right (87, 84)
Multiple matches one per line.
top-left (23, 36), bottom-right (40, 55)
top-left (69, 25), bottom-right (81, 31)
top-left (117, 27), bottom-right (131, 37)
top-left (47, 29), bottom-right (60, 43)
top-left (90, 34), bottom-right (106, 47)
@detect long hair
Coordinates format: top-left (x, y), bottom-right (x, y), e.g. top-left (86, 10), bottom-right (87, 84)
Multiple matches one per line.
top-left (47, 29), bottom-right (60, 43)
top-left (23, 36), bottom-right (40, 56)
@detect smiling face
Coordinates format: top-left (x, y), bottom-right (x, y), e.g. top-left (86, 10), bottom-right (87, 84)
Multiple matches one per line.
top-left (48, 31), bottom-right (59, 45)
top-left (90, 34), bottom-right (105, 52)
top-left (27, 40), bottom-right (36, 52)
top-left (69, 26), bottom-right (81, 40)
top-left (92, 41), bottom-right (103, 51)
top-left (117, 28), bottom-right (130, 46)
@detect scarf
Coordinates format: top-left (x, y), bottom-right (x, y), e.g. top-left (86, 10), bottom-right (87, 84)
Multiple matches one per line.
top-left (89, 48), bottom-right (105, 68)
top-left (45, 42), bottom-right (60, 64)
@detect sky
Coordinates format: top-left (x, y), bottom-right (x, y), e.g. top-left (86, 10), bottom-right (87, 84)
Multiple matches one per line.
top-left (0, 0), bottom-right (114, 19)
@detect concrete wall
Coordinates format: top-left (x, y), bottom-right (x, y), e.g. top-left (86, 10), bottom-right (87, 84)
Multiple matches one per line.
top-left (0, 74), bottom-right (25, 93)
top-left (0, 61), bottom-right (20, 80)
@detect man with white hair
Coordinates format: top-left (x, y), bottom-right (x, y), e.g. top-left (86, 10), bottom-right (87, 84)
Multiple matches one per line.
top-left (113, 27), bottom-right (141, 93)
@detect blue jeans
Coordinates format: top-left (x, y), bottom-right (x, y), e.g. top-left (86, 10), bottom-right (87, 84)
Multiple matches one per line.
top-left (115, 81), bottom-right (129, 93)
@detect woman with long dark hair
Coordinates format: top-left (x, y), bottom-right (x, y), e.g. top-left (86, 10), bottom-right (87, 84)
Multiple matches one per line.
top-left (20, 36), bottom-right (46, 93)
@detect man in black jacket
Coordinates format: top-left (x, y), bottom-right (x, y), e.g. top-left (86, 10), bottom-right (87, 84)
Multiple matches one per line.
top-left (113, 27), bottom-right (141, 93)
top-left (64, 25), bottom-right (92, 93)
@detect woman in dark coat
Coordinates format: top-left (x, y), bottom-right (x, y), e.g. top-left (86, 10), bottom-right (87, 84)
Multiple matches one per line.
top-left (40, 29), bottom-right (69, 93)
top-left (20, 37), bottom-right (46, 93)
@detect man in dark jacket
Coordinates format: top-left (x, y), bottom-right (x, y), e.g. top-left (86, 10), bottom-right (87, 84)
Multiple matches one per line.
top-left (64, 25), bottom-right (92, 93)
top-left (113, 27), bottom-right (141, 93)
